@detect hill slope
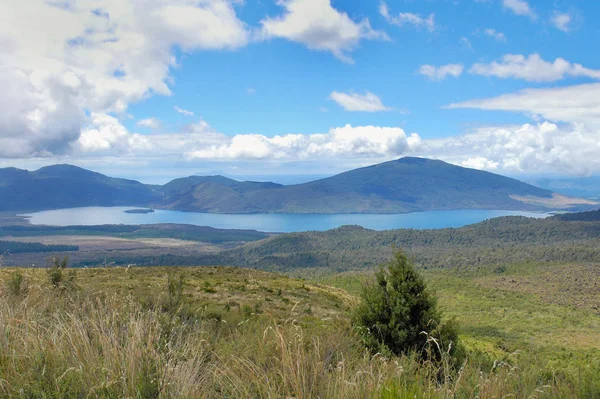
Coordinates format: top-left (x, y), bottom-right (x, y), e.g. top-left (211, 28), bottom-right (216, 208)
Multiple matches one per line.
top-left (160, 157), bottom-right (593, 213)
top-left (0, 165), bottom-right (161, 211)
top-left (0, 158), bottom-right (595, 213)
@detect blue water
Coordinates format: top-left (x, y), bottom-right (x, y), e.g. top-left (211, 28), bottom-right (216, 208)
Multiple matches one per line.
top-left (21, 207), bottom-right (550, 233)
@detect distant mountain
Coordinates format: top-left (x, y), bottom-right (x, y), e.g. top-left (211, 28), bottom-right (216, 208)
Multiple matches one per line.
top-left (527, 176), bottom-right (600, 199)
top-left (0, 158), bottom-right (595, 213)
top-left (160, 157), bottom-right (595, 213)
top-left (0, 164), bottom-right (161, 211)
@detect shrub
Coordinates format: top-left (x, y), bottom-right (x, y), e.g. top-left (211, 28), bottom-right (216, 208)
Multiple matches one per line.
top-left (6, 270), bottom-right (27, 296)
top-left (46, 256), bottom-right (77, 291)
top-left (353, 249), bottom-right (463, 365)
top-left (165, 274), bottom-right (185, 312)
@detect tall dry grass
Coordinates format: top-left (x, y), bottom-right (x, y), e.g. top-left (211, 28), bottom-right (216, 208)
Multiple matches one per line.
top-left (0, 270), bottom-right (597, 398)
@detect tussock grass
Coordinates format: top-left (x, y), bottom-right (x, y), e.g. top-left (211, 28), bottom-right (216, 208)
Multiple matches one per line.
top-left (0, 267), bottom-right (598, 398)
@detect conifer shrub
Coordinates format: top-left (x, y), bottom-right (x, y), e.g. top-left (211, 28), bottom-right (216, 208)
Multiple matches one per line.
top-left (353, 249), bottom-right (464, 366)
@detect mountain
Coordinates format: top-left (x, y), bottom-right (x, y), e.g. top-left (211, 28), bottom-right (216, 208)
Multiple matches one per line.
top-left (526, 176), bottom-right (600, 199)
top-left (159, 157), bottom-right (595, 213)
top-left (0, 158), bottom-right (595, 213)
top-left (0, 164), bottom-right (161, 211)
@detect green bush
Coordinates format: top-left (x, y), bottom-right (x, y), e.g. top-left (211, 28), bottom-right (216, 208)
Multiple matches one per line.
top-left (46, 256), bottom-right (76, 291)
top-left (6, 270), bottom-right (27, 296)
top-left (353, 250), bottom-right (463, 365)
top-left (165, 274), bottom-right (185, 312)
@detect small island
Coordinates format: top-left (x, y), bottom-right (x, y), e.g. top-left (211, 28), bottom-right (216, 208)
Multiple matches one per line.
top-left (124, 208), bottom-right (155, 214)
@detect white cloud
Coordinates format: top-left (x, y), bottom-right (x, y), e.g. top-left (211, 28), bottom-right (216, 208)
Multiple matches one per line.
top-left (419, 64), bottom-right (464, 81)
top-left (187, 125), bottom-right (422, 160)
top-left (246, 88), bottom-right (256, 95)
top-left (421, 122), bottom-right (600, 176)
top-left (175, 106), bottom-right (195, 116)
top-left (379, 2), bottom-right (435, 32)
top-left (69, 115), bottom-right (600, 177)
top-left (329, 91), bottom-right (391, 112)
top-left (0, 0), bottom-right (249, 158)
top-left (77, 113), bottom-right (151, 154)
top-left (260, 0), bottom-right (387, 64)
top-left (11, 108), bottom-right (600, 177)
top-left (137, 118), bottom-right (161, 129)
top-left (448, 82), bottom-right (600, 127)
top-left (502, 0), bottom-right (535, 18)
top-left (551, 12), bottom-right (573, 32)
top-left (469, 54), bottom-right (600, 82)
top-left (484, 28), bottom-right (506, 42)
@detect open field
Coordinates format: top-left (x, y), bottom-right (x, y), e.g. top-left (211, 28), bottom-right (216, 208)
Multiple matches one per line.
top-left (313, 260), bottom-right (600, 383)
top-left (0, 263), bottom-right (598, 397)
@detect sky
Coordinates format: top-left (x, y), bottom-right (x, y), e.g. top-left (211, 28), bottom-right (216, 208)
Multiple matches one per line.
top-left (1, 0), bottom-right (599, 183)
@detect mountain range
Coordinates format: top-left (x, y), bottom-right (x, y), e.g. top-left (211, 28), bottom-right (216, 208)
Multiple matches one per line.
top-left (0, 157), bottom-right (595, 213)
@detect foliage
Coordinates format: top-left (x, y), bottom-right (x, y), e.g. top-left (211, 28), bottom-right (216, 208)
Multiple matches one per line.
top-left (165, 273), bottom-right (185, 312)
top-left (5, 270), bottom-right (26, 296)
top-left (46, 256), bottom-right (77, 291)
top-left (0, 240), bottom-right (78, 254)
top-left (0, 224), bottom-right (268, 243)
top-left (353, 250), bottom-right (463, 366)
top-left (0, 266), bottom-right (597, 398)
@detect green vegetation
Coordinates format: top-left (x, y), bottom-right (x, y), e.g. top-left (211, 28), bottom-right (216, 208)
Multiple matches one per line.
top-left (0, 261), bottom-right (597, 397)
top-left (0, 240), bottom-right (79, 253)
top-left (0, 224), bottom-right (268, 243)
top-left (5, 212), bottom-right (596, 270)
top-left (353, 250), bottom-right (463, 365)
top-left (46, 256), bottom-right (77, 291)
top-left (5, 270), bottom-right (26, 296)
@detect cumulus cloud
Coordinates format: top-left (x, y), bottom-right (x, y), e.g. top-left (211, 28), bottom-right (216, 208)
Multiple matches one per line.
top-left (137, 118), bottom-right (161, 129)
top-left (0, 0), bottom-right (249, 158)
top-left (175, 106), bottom-right (195, 116)
top-left (187, 125), bottom-right (422, 160)
top-left (422, 122), bottom-right (600, 176)
top-left (260, 0), bottom-right (387, 63)
top-left (469, 54), bottom-right (600, 82)
top-left (484, 28), bottom-right (506, 42)
top-left (379, 2), bottom-right (435, 32)
top-left (68, 115), bottom-right (422, 163)
top-left (76, 113), bottom-right (151, 154)
top-left (419, 64), bottom-right (464, 81)
top-left (502, 0), bottom-right (535, 18)
top-left (67, 114), bottom-right (600, 177)
top-left (329, 91), bottom-right (391, 112)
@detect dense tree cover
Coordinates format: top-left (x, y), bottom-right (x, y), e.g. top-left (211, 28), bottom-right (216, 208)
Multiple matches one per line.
top-left (0, 241), bottom-right (78, 254)
top-left (6, 213), bottom-right (600, 271)
top-left (554, 209), bottom-right (600, 222)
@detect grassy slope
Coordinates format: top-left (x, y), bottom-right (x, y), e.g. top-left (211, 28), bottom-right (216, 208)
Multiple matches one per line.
top-left (317, 262), bottom-right (600, 379)
top-left (0, 264), bottom-right (598, 397)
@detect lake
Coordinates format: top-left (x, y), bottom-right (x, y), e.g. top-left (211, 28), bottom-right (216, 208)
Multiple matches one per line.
top-left (21, 207), bottom-right (550, 233)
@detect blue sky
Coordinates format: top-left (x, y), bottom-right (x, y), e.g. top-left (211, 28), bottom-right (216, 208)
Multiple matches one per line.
top-left (0, 0), bottom-right (599, 183)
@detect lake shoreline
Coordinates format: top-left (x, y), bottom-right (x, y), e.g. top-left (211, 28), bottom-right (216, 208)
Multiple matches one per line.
top-left (18, 207), bottom-right (552, 233)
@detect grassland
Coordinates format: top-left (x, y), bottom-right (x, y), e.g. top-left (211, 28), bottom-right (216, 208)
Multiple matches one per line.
top-left (0, 262), bottom-right (598, 398)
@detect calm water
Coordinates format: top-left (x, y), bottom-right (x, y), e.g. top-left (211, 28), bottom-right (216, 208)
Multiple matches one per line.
top-left (21, 207), bottom-right (550, 233)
